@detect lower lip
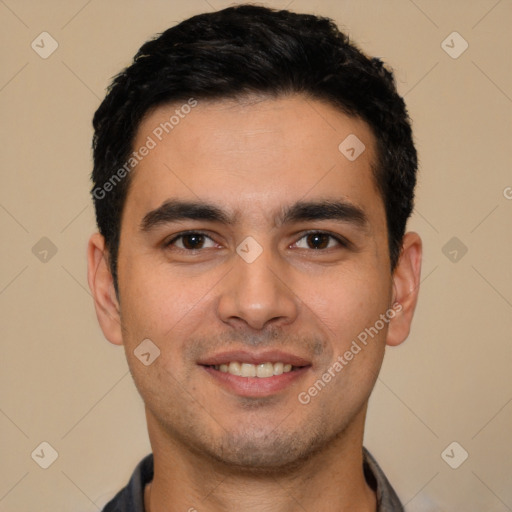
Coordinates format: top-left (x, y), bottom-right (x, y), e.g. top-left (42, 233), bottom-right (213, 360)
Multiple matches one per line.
top-left (201, 365), bottom-right (311, 397)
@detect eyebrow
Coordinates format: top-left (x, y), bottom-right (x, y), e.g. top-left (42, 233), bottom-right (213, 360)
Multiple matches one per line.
top-left (140, 198), bottom-right (369, 233)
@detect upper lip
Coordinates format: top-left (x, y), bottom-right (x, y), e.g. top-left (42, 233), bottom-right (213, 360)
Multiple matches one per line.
top-left (198, 350), bottom-right (311, 367)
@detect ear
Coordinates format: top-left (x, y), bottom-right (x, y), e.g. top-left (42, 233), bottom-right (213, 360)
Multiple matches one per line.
top-left (87, 232), bottom-right (123, 345)
top-left (386, 231), bottom-right (422, 347)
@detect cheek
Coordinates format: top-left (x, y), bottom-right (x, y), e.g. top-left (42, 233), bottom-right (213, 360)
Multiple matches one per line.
top-left (305, 270), bottom-right (390, 408)
top-left (118, 260), bottom-right (227, 392)
top-left (305, 264), bottom-right (392, 346)
top-left (119, 257), bottom-right (217, 341)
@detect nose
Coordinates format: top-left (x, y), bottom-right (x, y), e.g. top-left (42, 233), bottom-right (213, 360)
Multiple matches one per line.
top-left (216, 243), bottom-right (299, 331)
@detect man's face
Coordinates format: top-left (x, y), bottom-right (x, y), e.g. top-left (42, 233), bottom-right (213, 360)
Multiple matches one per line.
top-left (115, 95), bottom-right (395, 469)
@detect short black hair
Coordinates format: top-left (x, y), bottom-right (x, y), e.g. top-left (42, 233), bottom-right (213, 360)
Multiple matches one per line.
top-left (91, 4), bottom-right (417, 295)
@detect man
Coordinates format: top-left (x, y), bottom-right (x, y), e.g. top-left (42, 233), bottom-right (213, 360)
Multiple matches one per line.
top-left (87, 4), bottom-right (422, 511)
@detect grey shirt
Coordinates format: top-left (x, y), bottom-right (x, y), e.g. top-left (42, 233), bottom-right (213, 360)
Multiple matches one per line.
top-left (102, 448), bottom-right (403, 511)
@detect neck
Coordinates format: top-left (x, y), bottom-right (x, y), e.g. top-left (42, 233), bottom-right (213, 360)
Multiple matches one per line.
top-left (144, 409), bottom-right (377, 512)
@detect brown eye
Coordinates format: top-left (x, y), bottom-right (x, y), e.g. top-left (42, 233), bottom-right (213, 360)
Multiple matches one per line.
top-left (305, 233), bottom-right (330, 249)
top-left (294, 232), bottom-right (345, 250)
top-left (165, 232), bottom-right (216, 250)
top-left (181, 234), bottom-right (205, 250)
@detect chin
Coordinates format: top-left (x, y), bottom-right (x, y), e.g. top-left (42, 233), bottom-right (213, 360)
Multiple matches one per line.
top-left (198, 424), bottom-right (332, 474)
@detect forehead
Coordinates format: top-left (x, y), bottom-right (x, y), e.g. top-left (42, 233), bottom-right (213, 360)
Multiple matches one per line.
top-left (123, 95), bottom-right (384, 230)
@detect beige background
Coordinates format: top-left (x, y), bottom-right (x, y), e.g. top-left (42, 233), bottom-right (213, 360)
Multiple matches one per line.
top-left (1, 0), bottom-right (511, 510)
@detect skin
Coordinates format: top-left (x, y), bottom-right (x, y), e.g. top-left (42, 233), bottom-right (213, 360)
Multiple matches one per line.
top-left (88, 94), bottom-right (422, 512)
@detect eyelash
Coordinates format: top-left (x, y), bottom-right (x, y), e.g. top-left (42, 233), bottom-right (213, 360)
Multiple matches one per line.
top-left (163, 230), bottom-right (349, 252)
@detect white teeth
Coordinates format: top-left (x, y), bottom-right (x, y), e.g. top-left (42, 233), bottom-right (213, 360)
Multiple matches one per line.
top-left (228, 361), bottom-right (241, 376)
top-left (273, 362), bottom-right (284, 375)
top-left (213, 362), bottom-right (297, 378)
top-left (241, 363), bottom-right (256, 377)
top-left (256, 362), bottom-right (274, 378)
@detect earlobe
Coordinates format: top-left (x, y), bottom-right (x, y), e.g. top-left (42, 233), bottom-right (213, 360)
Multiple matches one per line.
top-left (87, 232), bottom-right (123, 345)
top-left (386, 231), bottom-right (422, 347)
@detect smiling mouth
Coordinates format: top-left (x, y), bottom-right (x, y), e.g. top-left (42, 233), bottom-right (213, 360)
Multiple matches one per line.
top-left (203, 362), bottom-right (305, 378)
